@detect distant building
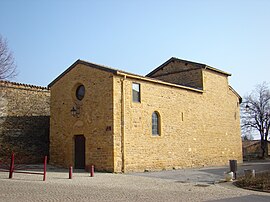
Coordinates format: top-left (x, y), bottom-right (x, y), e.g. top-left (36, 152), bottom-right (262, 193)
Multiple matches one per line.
top-left (242, 140), bottom-right (270, 160)
top-left (49, 57), bottom-right (243, 172)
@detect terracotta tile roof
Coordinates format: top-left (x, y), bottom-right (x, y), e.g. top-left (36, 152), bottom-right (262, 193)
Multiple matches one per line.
top-left (0, 80), bottom-right (49, 90)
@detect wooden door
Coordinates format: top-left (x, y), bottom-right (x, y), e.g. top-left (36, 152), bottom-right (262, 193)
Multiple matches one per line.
top-left (74, 135), bottom-right (85, 169)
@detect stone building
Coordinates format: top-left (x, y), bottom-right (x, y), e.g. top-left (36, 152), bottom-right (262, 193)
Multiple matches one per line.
top-left (242, 140), bottom-right (270, 160)
top-left (49, 57), bottom-right (242, 172)
top-left (0, 80), bottom-right (50, 163)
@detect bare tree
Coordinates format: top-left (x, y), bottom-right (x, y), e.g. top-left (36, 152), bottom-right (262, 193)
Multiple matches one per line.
top-left (0, 34), bottom-right (17, 80)
top-left (241, 82), bottom-right (270, 158)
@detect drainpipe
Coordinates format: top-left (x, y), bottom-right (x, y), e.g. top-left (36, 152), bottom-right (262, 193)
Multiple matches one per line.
top-left (120, 75), bottom-right (126, 173)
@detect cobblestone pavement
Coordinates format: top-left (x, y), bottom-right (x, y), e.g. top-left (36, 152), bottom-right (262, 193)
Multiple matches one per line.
top-left (0, 168), bottom-right (270, 202)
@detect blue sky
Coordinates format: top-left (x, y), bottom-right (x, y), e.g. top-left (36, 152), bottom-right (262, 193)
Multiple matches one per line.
top-left (0, 0), bottom-right (269, 96)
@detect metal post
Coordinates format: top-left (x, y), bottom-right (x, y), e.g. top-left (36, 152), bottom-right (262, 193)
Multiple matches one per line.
top-left (90, 165), bottom-right (94, 177)
top-left (43, 156), bottom-right (47, 181)
top-left (69, 166), bottom-right (73, 179)
top-left (9, 153), bottom-right (14, 179)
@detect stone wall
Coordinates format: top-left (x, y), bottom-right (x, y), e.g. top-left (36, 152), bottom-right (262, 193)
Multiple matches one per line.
top-left (50, 59), bottom-right (242, 173)
top-left (148, 59), bottom-right (204, 89)
top-left (0, 81), bottom-right (50, 164)
top-left (113, 69), bottom-right (242, 172)
top-left (49, 64), bottom-right (114, 171)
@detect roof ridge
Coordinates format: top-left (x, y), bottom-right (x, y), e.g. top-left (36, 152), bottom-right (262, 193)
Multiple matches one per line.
top-left (171, 57), bottom-right (207, 66)
top-left (146, 57), bottom-right (205, 77)
top-left (146, 57), bottom-right (231, 77)
top-left (77, 59), bottom-right (124, 73)
top-left (49, 59), bottom-right (150, 87)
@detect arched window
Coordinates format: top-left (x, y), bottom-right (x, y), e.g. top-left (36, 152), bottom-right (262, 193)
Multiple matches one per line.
top-left (152, 111), bottom-right (160, 136)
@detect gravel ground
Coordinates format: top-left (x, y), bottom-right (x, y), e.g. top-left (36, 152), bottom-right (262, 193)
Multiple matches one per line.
top-left (0, 169), bottom-right (270, 202)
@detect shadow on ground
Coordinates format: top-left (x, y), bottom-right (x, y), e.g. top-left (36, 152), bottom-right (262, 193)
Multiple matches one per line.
top-left (129, 160), bottom-right (270, 184)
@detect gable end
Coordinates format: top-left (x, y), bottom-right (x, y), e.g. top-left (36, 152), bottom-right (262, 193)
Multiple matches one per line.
top-left (48, 60), bottom-right (117, 88)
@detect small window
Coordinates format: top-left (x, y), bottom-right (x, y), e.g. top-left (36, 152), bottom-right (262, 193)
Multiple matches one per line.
top-left (152, 112), bottom-right (160, 136)
top-left (76, 85), bottom-right (85, 100)
top-left (132, 83), bottom-right (141, 102)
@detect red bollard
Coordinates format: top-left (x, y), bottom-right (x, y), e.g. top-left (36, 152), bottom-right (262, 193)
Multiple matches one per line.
top-left (9, 153), bottom-right (14, 179)
top-left (90, 165), bottom-right (94, 177)
top-left (69, 166), bottom-right (73, 179)
top-left (43, 156), bottom-right (47, 181)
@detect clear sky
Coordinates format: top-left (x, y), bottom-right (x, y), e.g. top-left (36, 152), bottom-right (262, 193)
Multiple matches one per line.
top-left (0, 0), bottom-right (269, 96)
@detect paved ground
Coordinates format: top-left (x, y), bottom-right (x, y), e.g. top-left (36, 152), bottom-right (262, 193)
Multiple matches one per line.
top-left (130, 160), bottom-right (270, 184)
top-left (0, 161), bottom-right (269, 201)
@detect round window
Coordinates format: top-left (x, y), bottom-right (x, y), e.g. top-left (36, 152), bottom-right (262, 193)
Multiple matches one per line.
top-left (76, 85), bottom-right (85, 100)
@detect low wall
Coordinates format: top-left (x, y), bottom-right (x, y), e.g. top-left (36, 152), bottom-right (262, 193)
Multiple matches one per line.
top-left (0, 81), bottom-right (50, 163)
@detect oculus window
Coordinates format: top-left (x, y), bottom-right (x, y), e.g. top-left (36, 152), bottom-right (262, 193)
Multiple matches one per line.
top-left (76, 85), bottom-right (85, 101)
top-left (152, 111), bottom-right (160, 136)
top-left (132, 83), bottom-right (141, 102)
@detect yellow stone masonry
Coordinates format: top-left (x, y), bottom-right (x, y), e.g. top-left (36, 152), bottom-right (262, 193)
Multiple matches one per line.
top-left (49, 59), bottom-right (242, 173)
top-left (50, 64), bottom-right (114, 171)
